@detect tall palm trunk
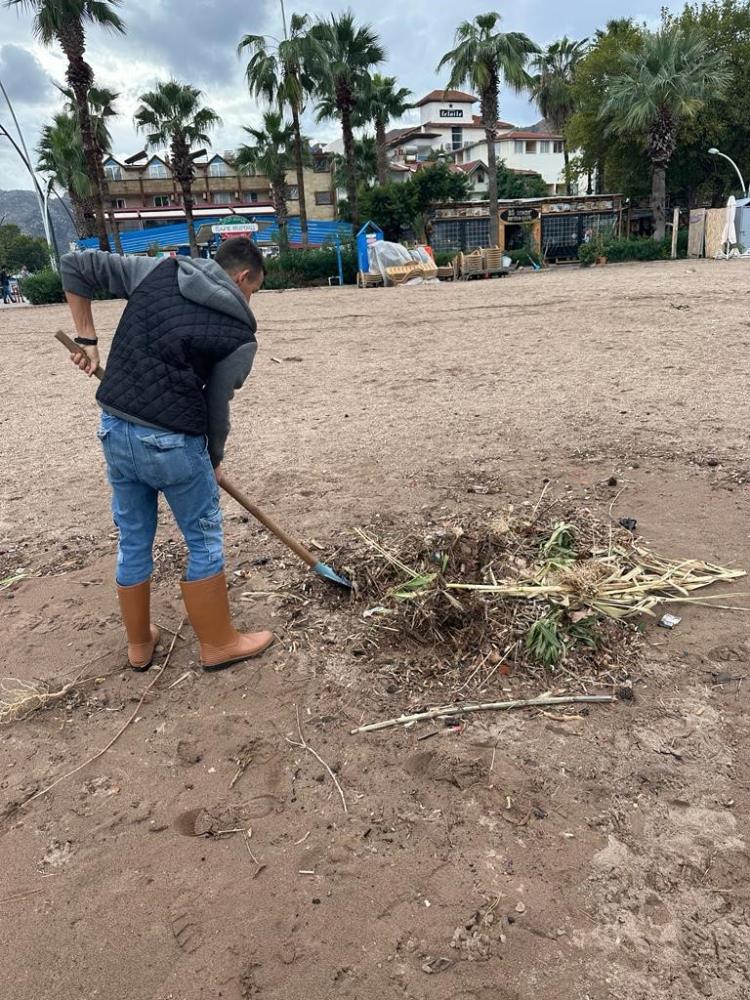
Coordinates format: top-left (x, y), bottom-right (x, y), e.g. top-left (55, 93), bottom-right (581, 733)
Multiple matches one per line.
top-left (648, 112), bottom-right (676, 243)
top-left (481, 80), bottom-right (500, 247)
top-left (180, 177), bottom-right (199, 257)
top-left (56, 22), bottom-right (109, 252)
top-left (651, 164), bottom-right (667, 242)
top-left (375, 116), bottom-right (388, 186)
top-left (563, 144), bottom-right (571, 196)
top-left (290, 102), bottom-right (309, 247)
top-left (272, 180), bottom-right (290, 252)
top-left (69, 187), bottom-right (88, 237)
top-left (96, 157), bottom-right (123, 253)
top-left (173, 136), bottom-right (199, 258)
top-left (338, 85), bottom-right (359, 228)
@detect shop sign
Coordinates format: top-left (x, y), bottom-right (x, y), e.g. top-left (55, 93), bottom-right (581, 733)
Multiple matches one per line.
top-left (500, 207), bottom-right (540, 224)
top-left (212, 222), bottom-right (259, 236)
top-left (439, 109), bottom-right (464, 118)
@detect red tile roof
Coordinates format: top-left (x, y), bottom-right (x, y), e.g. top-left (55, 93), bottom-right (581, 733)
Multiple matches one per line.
top-left (415, 89), bottom-right (477, 107)
top-left (499, 128), bottom-right (563, 141)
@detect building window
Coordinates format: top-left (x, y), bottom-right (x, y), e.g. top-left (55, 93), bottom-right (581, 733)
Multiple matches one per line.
top-left (539, 141), bottom-right (550, 154)
top-left (104, 161), bottom-right (122, 181)
top-left (147, 159), bottom-right (169, 179)
top-left (514, 140), bottom-right (524, 154)
top-left (245, 191), bottom-right (259, 204)
top-left (451, 126), bottom-right (463, 150)
top-left (476, 171), bottom-right (485, 185)
top-left (209, 158), bottom-right (231, 177)
top-left (315, 191), bottom-right (333, 206)
top-left (525, 141), bottom-right (537, 154)
top-left (110, 198), bottom-right (126, 210)
top-left (153, 195), bottom-right (171, 207)
top-left (554, 140), bottom-right (564, 154)
top-left (285, 185), bottom-right (300, 200)
top-left (312, 156), bottom-right (330, 173)
top-left (212, 191), bottom-right (232, 204)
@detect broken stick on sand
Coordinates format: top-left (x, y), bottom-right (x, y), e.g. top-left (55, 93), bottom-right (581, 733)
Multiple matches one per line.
top-left (351, 694), bottom-right (617, 734)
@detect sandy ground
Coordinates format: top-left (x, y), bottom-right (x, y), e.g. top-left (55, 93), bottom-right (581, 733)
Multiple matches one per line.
top-left (1, 259), bottom-right (749, 1000)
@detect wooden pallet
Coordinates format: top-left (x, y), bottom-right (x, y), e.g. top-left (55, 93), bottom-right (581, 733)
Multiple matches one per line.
top-left (357, 270), bottom-right (384, 288)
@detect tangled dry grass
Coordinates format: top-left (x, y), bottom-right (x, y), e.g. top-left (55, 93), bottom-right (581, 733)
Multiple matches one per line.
top-left (302, 500), bottom-right (746, 697)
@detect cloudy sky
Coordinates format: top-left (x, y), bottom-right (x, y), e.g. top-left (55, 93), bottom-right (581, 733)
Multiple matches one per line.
top-left (1, 0), bottom-right (677, 190)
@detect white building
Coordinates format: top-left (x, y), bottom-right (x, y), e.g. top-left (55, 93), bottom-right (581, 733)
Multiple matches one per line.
top-left (386, 90), bottom-right (570, 195)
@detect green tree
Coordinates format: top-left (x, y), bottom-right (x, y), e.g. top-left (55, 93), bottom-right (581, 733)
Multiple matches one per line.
top-left (37, 111), bottom-right (92, 236)
top-left (311, 10), bottom-right (385, 228)
top-left (438, 12), bottom-right (538, 246)
top-left (359, 74), bottom-right (412, 185)
top-left (663, 0), bottom-right (750, 206)
top-left (358, 183), bottom-right (414, 240)
top-left (496, 161), bottom-right (549, 198)
top-left (530, 37), bottom-right (588, 194)
top-left (0, 223), bottom-right (50, 271)
top-left (235, 111), bottom-right (302, 252)
top-left (333, 134), bottom-right (378, 192)
top-left (566, 19), bottom-right (646, 195)
top-left (59, 83), bottom-right (122, 251)
top-left (6, 0), bottom-right (126, 251)
top-left (358, 164), bottom-right (469, 241)
top-left (603, 24), bottom-right (730, 240)
top-left (238, 12), bottom-right (317, 246)
top-left (134, 80), bottom-right (221, 258)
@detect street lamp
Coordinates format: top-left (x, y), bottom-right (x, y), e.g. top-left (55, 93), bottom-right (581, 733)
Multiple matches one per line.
top-left (708, 147), bottom-right (748, 198)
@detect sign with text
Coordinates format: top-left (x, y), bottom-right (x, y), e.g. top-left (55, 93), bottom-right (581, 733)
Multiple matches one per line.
top-left (439, 109), bottom-right (464, 119)
top-left (500, 207), bottom-right (540, 224)
top-left (211, 222), bottom-right (259, 235)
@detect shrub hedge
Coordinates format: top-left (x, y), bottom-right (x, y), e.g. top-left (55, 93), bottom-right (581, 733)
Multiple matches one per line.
top-left (263, 244), bottom-right (358, 289)
top-left (579, 233), bottom-right (689, 266)
top-left (21, 269), bottom-right (65, 305)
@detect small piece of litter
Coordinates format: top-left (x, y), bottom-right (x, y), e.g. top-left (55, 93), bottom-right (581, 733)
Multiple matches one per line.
top-left (515, 901), bottom-right (526, 914)
top-left (421, 957), bottom-right (453, 975)
top-left (659, 614), bottom-right (682, 630)
top-left (299, 870), bottom-right (315, 875)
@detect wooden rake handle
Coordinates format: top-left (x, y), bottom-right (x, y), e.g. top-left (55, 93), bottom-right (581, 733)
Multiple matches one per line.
top-left (55, 330), bottom-right (106, 380)
top-left (218, 478), bottom-right (319, 570)
top-left (54, 330), bottom-right (319, 570)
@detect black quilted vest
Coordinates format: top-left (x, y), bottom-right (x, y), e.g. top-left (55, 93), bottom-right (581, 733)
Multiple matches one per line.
top-left (96, 258), bottom-right (255, 435)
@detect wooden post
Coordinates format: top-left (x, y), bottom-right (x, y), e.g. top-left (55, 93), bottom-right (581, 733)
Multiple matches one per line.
top-left (671, 206), bottom-right (680, 259)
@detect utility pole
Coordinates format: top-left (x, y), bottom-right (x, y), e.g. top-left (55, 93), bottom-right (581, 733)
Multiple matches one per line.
top-left (280, 0), bottom-right (289, 39)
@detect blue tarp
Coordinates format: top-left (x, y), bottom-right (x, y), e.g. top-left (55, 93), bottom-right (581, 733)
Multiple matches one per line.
top-left (77, 216), bottom-right (353, 254)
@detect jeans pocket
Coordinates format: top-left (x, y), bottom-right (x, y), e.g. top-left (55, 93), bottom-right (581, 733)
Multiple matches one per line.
top-left (140, 431), bottom-right (193, 486)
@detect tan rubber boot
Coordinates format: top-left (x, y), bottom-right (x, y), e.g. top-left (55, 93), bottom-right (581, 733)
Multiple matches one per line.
top-left (180, 571), bottom-right (274, 672)
top-left (117, 580), bottom-right (160, 671)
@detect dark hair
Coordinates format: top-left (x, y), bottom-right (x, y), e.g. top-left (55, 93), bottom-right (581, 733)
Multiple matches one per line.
top-left (215, 237), bottom-right (266, 277)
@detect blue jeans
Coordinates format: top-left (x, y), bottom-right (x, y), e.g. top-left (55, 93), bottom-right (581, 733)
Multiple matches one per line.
top-left (97, 412), bottom-right (224, 587)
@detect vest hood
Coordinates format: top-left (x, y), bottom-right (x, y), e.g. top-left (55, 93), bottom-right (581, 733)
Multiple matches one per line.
top-left (176, 257), bottom-right (256, 330)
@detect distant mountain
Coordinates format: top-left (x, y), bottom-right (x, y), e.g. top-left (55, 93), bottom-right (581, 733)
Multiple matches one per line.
top-left (0, 189), bottom-right (77, 248)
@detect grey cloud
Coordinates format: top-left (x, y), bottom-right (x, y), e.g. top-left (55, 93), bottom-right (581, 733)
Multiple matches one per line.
top-left (121, 0), bottom-right (273, 88)
top-left (0, 43), bottom-right (52, 106)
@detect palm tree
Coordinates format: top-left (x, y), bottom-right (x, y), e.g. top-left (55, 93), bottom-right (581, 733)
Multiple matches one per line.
top-left (359, 74), bottom-right (412, 185)
top-left (333, 134), bottom-right (378, 192)
top-left (59, 83), bottom-right (122, 251)
top-left (311, 10), bottom-right (385, 228)
top-left (438, 12), bottom-right (538, 246)
top-left (6, 0), bottom-right (126, 251)
top-left (603, 25), bottom-right (730, 241)
top-left (234, 111), bottom-right (301, 252)
top-left (37, 111), bottom-right (92, 236)
top-left (134, 80), bottom-right (221, 258)
top-left (238, 13), bottom-right (317, 247)
top-left (531, 37), bottom-right (588, 195)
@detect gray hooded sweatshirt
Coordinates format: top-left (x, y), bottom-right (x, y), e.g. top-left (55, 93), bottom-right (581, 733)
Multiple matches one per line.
top-left (60, 250), bottom-right (257, 466)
